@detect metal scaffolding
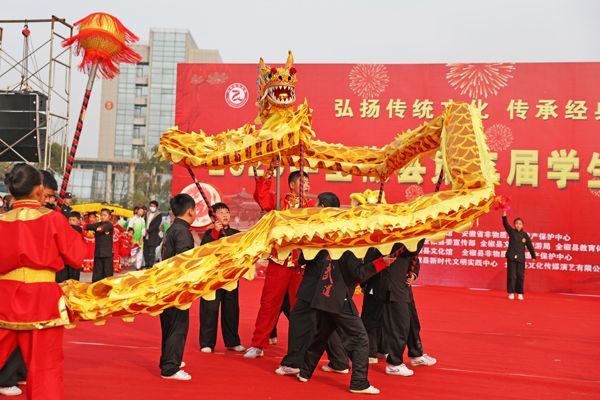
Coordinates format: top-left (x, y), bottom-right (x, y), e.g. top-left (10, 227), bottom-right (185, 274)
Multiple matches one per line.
top-left (0, 16), bottom-right (73, 172)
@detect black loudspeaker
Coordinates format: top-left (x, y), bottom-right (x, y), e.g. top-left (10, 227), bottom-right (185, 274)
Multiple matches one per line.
top-left (0, 91), bottom-right (47, 162)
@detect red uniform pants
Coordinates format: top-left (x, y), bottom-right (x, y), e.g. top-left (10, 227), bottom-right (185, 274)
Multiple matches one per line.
top-left (251, 263), bottom-right (302, 348)
top-left (0, 327), bottom-right (64, 400)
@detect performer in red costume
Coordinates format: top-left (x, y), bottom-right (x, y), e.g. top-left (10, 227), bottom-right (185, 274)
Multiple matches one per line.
top-left (244, 158), bottom-right (316, 358)
top-left (0, 163), bottom-right (86, 400)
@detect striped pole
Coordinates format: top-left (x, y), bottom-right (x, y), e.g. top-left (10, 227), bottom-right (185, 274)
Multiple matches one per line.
top-left (58, 63), bottom-right (98, 206)
top-left (434, 168), bottom-right (445, 193)
top-left (298, 142), bottom-right (305, 208)
top-left (186, 166), bottom-right (216, 223)
top-left (377, 179), bottom-right (385, 204)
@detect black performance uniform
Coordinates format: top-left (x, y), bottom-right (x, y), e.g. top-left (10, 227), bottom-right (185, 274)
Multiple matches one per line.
top-left (199, 226), bottom-right (242, 350)
top-left (60, 203), bottom-right (72, 217)
top-left (0, 348), bottom-right (26, 389)
top-left (364, 240), bottom-right (424, 367)
top-left (503, 216), bottom-right (536, 294)
top-left (56, 224), bottom-right (83, 283)
top-left (85, 221), bottom-right (114, 282)
top-left (144, 212), bottom-right (163, 269)
top-left (159, 218), bottom-right (194, 377)
top-left (300, 251), bottom-right (388, 391)
top-left (280, 250), bottom-right (349, 371)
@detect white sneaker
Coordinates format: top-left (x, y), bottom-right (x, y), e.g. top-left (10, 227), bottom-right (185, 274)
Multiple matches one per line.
top-left (350, 385), bottom-right (380, 395)
top-left (376, 352), bottom-right (388, 359)
top-left (243, 347), bottom-right (264, 358)
top-left (269, 337), bottom-right (278, 345)
top-left (0, 386), bottom-right (22, 396)
top-left (275, 365), bottom-right (300, 375)
top-left (200, 347), bottom-right (212, 353)
top-left (508, 293), bottom-right (515, 300)
top-left (518, 294), bottom-right (524, 300)
top-left (297, 373), bottom-right (308, 383)
top-left (161, 370), bottom-right (192, 381)
top-left (385, 363), bottom-right (414, 376)
top-left (321, 365), bottom-right (349, 374)
top-left (410, 354), bottom-right (437, 366)
top-left (369, 357), bottom-right (378, 364)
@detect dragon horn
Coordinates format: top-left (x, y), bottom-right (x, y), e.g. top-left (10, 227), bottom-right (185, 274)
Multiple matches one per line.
top-left (285, 50), bottom-right (294, 69)
top-left (259, 57), bottom-right (269, 74)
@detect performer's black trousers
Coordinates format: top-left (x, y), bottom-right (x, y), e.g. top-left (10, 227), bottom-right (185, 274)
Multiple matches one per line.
top-left (143, 243), bottom-right (157, 269)
top-left (200, 288), bottom-right (241, 349)
top-left (382, 301), bottom-right (411, 366)
top-left (407, 299), bottom-right (423, 358)
top-left (270, 293), bottom-right (290, 339)
top-left (507, 260), bottom-right (525, 294)
top-left (361, 293), bottom-right (387, 358)
top-left (0, 348), bottom-right (26, 387)
top-left (56, 265), bottom-right (81, 283)
top-left (159, 307), bottom-right (189, 377)
top-left (300, 302), bottom-right (370, 391)
top-left (281, 299), bottom-right (349, 370)
top-left (92, 256), bottom-right (113, 282)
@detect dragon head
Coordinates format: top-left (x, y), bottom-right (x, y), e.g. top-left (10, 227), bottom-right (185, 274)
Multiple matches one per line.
top-left (255, 50), bottom-right (297, 124)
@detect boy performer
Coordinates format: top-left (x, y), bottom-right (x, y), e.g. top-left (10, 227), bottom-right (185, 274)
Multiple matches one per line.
top-left (503, 211), bottom-right (536, 300)
top-left (199, 202), bottom-right (245, 353)
top-left (244, 157), bottom-right (316, 359)
top-left (158, 194), bottom-right (196, 381)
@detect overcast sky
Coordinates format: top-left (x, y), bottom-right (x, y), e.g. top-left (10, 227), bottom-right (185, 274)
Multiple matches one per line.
top-left (2, 0), bottom-right (599, 157)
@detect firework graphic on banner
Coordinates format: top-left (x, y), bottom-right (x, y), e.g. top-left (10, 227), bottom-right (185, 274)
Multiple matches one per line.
top-left (405, 185), bottom-right (424, 201)
top-left (349, 64), bottom-right (390, 98)
top-left (485, 124), bottom-right (514, 152)
top-left (446, 63), bottom-right (515, 99)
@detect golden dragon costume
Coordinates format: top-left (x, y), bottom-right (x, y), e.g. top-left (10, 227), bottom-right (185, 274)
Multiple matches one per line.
top-left (60, 51), bottom-right (497, 327)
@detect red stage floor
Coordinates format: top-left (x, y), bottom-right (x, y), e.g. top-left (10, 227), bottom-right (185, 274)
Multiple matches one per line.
top-left (59, 280), bottom-right (600, 400)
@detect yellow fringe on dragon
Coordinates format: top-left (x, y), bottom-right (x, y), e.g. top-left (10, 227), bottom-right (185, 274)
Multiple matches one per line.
top-left (61, 52), bottom-right (498, 327)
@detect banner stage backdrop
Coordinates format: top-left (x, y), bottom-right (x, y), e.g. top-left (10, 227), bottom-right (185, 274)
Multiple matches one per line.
top-left (171, 62), bottom-right (600, 295)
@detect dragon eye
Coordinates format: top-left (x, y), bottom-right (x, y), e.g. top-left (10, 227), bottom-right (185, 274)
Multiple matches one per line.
top-left (279, 75), bottom-right (283, 80)
top-left (267, 73), bottom-right (272, 79)
top-left (287, 76), bottom-right (291, 81)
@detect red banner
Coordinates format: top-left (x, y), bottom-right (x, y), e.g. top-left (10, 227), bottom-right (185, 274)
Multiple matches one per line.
top-left (173, 62), bottom-right (600, 294)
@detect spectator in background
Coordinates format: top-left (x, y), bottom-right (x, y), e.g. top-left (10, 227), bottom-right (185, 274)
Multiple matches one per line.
top-left (144, 200), bottom-right (162, 269)
top-left (128, 205), bottom-right (146, 270)
top-left (85, 208), bottom-right (115, 282)
top-left (40, 170), bottom-right (58, 211)
top-left (60, 192), bottom-right (73, 216)
top-left (56, 211), bottom-right (84, 283)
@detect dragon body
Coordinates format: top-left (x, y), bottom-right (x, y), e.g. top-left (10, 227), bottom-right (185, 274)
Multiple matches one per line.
top-left (61, 53), bottom-right (497, 326)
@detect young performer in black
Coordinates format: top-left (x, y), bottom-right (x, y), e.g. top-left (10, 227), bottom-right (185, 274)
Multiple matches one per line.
top-left (298, 192), bottom-right (397, 395)
top-left (363, 241), bottom-right (427, 377)
top-left (276, 193), bottom-right (350, 377)
top-left (503, 211), bottom-right (536, 300)
top-left (199, 202), bottom-right (245, 353)
top-left (362, 272), bottom-right (387, 364)
top-left (56, 211), bottom-right (83, 283)
top-left (85, 208), bottom-right (114, 282)
top-left (404, 256), bottom-right (436, 368)
top-left (159, 194), bottom-right (196, 381)
top-left (0, 349), bottom-right (26, 396)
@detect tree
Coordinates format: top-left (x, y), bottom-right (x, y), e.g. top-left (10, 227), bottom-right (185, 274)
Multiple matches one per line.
top-left (126, 146), bottom-right (172, 208)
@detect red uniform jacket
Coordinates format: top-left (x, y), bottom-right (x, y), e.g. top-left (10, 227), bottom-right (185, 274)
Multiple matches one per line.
top-left (0, 200), bottom-right (87, 329)
top-left (254, 176), bottom-right (317, 267)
